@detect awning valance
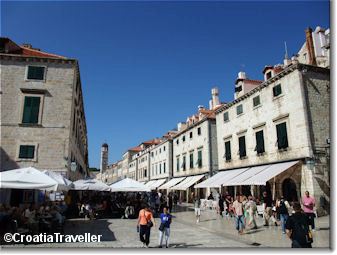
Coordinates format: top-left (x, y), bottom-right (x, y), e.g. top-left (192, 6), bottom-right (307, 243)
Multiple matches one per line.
top-left (149, 179), bottom-right (167, 189)
top-left (170, 175), bottom-right (204, 190)
top-left (158, 177), bottom-right (186, 189)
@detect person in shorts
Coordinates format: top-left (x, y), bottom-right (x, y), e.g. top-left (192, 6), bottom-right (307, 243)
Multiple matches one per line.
top-left (194, 196), bottom-right (201, 223)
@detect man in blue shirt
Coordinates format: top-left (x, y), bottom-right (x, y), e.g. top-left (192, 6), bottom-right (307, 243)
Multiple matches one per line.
top-left (158, 206), bottom-right (172, 248)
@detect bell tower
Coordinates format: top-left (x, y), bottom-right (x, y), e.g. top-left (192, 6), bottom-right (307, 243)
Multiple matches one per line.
top-left (100, 143), bottom-right (108, 174)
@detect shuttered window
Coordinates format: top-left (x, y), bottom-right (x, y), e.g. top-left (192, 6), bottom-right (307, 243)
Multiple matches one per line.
top-left (238, 136), bottom-right (246, 158)
top-left (273, 84), bottom-right (282, 97)
top-left (253, 95), bottom-right (261, 107)
top-left (176, 157), bottom-right (180, 172)
top-left (19, 145), bottom-right (35, 159)
top-left (276, 122), bottom-right (289, 149)
top-left (189, 153), bottom-right (194, 169)
top-left (236, 104), bottom-right (243, 115)
top-left (225, 141), bottom-right (231, 161)
top-left (22, 96), bottom-right (40, 124)
top-left (255, 130), bottom-right (265, 154)
top-left (223, 112), bottom-right (229, 122)
top-left (197, 150), bottom-right (202, 167)
top-left (27, 66), bottom-right (45, 80)
top-left (182, 156), bottom-right (186, 171)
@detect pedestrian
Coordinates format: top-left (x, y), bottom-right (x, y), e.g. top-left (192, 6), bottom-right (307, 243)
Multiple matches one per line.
top-left (277, 197), bottom-right (290, 234)
top-left (168, 193), bottom-right (173, 213)
top-left (137, 204), bottom-right (156, 248)
top-left (285, 202), bottom-right (313, 248)
top-left (158, 206), bottom-right (172, 248)
top-left (245, 196), bottom-right (257, 229)
top-left (302, 191), bottom-right (316, 231)
top-left (208, 192), bottom-right (214, 200)
top-left (218, 194), bottom-right (224, 217)
top-left (232, 195), bottom-right (245, 235)
top-left (194, 196), bottom-right (201, 223)
top-left (262, 191), bottom-right (273, 226)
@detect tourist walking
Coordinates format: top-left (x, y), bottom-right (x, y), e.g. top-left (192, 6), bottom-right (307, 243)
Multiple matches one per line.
top-left (302, 191), bottom-right (316, 231)
top-left (285, 202), bottom-right (313, 248)
top-left (158, 206), bottom-right (172, 248)
top-left (245, 196), bottom-right (257, 229)
top-left (194, 196), bottom-right (201, 223)
top-left (218, 194), bottom-right (224, 217)
top-left (277, 197), bottom-right (290, 234)
top-left (232, 195), bottom-right (245, 234)
top-left (262, 191), bottom-right (273, 226)
top-left (137, 204), bottom-right (156, 248)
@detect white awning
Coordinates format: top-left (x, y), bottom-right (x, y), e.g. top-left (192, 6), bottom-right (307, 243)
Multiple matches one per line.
top-left (159, 177), bottom-right (186, 189)
top-left (144, 180), bottom-right (156, 187)
top-left (149, 179), bottom-right (167, 189)
top-left (234, 161), bottom-right (299, 186)
top-left (228, 165), bottom-right (271, 186)
top-left (194, 171), bottom-right (228, 188)
top-left (170, 175), bottom-right (204, 190)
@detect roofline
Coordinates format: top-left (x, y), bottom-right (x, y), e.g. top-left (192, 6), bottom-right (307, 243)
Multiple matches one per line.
top-left (173, 116), bottom-right (216, 138)
top-left (215, 63), bottom-right (330, 115)
top-left (0, 53), bottom-right (77, 63)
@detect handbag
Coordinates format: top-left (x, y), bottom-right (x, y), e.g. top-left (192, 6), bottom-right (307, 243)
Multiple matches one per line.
top-left (144, 210), bottom-right (153, 228)
top-left (159, 223), bottom-right (165, 232)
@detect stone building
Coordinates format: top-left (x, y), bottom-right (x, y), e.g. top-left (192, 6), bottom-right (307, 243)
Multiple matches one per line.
top-left (0, 38), bottom-right (89, 180)
top-left (213, 62), bottom-right (329, 215)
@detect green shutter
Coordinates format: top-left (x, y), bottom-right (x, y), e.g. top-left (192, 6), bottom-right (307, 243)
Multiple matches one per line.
top-left (276, 123), bottom-right (288, 149)
top-left (190, 153), bottom-right (194, 168)
top-left (19, 145), bottom-right (35, 159)
top-left (22, 97), bottom-right (40, 124)
top-left (225, 141), bottom-right (231, 160)
top-left (27, 66), bottom-right (45, 80)
top-left (256, 130), bottom-right (265, 153)
top-left (198, 150), bottom-right (202, 167)
top-left (239, 136), bottom-right (246, 158)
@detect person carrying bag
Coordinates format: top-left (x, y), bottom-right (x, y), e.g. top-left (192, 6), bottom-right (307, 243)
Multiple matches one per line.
top-left (137, 204), bottom-right (155, 248)
top-left (158, 206), bottom-right (172, 248)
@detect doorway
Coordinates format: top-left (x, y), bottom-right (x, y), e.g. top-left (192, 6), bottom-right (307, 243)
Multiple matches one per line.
top-left (282, 178), bottom-right (298, 202)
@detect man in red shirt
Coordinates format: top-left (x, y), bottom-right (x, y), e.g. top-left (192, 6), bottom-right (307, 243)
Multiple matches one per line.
top-left (302, 191), bottom-right (316, 231)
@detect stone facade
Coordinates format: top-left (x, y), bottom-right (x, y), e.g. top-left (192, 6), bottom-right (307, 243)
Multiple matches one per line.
top-left (149, 139), bottom-right (173, 181)
top-left (215, 63), bottom-right (330, 215)
top-left (0, 39), bottom-right (88, 180)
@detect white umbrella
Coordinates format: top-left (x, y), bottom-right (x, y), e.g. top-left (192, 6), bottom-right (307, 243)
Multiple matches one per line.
top-left (110, 178), bottom-right (151, 192)
top-left (0, 167), bottom-right (58, 191)
top-left (42, 170), bottom-right (73, 191)
top-left (72, 179), bottom-right (111, 191)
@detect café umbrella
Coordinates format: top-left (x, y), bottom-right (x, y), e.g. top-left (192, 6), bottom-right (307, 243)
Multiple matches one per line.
top-left (42, 170), bottom-right (73, 191)
top-left (110, 178), bottom-right (151, 192)
top-left (72, 179), bottom-right (111, 191)
top-left (0, 167), bottom-right (58, 191)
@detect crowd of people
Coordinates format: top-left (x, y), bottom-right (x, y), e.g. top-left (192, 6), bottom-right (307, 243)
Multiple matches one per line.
top-left (193, 190), bottom-right (317, 248)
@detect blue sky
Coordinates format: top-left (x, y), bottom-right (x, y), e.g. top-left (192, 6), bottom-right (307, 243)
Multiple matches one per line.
top-left (2, 1), bottom-right (329, 168)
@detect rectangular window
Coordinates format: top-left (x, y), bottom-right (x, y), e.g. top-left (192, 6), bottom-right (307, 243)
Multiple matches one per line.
top-left (22, 96), bottom-right (41, 124)
top-left (176, 139), bottom-right (179, 145)
top-left (273, 84), bottom-right (282, 97)
top-left (27, 66), bottom-right (45, 80)
top-left (238, 136), bottom-right (246, 158)
top-left (159, 163), bottom-right (162, 174)
top-left (182, 156), bottom-right (186, 171)
top-left (235, 85), bottom-right (242, 92)
top-left (236, 104), bottom-right (243, 115)
top-left (163, 146), bottom-right (166, 151)
top-left (197, 127), bottom-right (201, 135)
top-left (253, 95), bottom-right (261, 107)
top-left (225, 141), bottom-right (231, 161)
top-left (163, 162), bottom-right (166, 173)
top-left (19, 145), bottom-right (35, 159)
top-left (190, 132), bottom-right (193, 139)
top-left (182, 136), bottom-right (185, 142)
top-left (197, 150), bottom-right (202, 168)
top-left (176, 157), bottom-right (180, 172)
top-left (276, 122), bottom-right (289, 149)
top-left (255, 130), bottom-right (265, 154)
top-left (159, 148), bottom-right (161, 153)
top-left (144, 169), bottom-right (147, 178)
top-left (223, 112), bottom-right (229, 122)
top-left (189, 153), bottom-right (194, 169)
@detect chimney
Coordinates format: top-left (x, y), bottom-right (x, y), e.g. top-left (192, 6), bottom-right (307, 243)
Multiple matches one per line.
top-left (238, 72), bottom-right (246, 79)
top-left (211, 87), bottom-right (220, 109)
top-left (209, 100), bottom-right (213, 110)
top-left (177, 122), bottom-right (187, 131)
top-left (198, 105), bottom-right (205, 111)
top-left (305, 27), bottom-right (317, 66)
top-left (22, 43), bottom-right (32, 49)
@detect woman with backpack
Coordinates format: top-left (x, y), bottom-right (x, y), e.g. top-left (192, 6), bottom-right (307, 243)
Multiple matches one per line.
top-left (158, 206), bottom-right (172, 248)
top-left (137, 204), bottom-right (156, 248)
top-left (278, 196), bottom-right (290, 234)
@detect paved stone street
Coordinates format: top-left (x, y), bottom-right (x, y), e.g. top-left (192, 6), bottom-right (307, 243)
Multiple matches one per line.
top-left (2, 204), bottom-right (330, 248)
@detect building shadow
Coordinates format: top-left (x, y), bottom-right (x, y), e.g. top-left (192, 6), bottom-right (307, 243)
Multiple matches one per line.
top-left (64, 219), bottom-right (116, 242)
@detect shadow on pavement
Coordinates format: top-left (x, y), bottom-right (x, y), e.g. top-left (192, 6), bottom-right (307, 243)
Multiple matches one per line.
top-left (64, 219), bottom-right (116, 242)
top-left (169, 242), bottom-right (203, 248)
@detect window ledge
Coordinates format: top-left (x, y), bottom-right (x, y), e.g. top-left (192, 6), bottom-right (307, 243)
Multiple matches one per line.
top-left (273, 94), bottom-right (284, 101)
top-left (239, 156), bottom-right (248, 160)
top-left (224, 120), bottom-right (230, 123)
top-left (278, 147), bottom-right (289, 152)
top-left (253, 104), bottom-right (262, 110)
top-left (236, 113), bottom-right (244, 118)
top-left (19, 123), bottom-right (43, 128)
top-left (225, 159), bottom-right (232, 162)
top-left (257, 152), bottom-right (266, 156)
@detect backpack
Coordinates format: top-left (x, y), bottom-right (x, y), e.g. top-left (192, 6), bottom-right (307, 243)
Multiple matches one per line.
top-left (291, 214), bottom-right (313, 245)
top-left (279, 200), bottom-right (288, 214)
